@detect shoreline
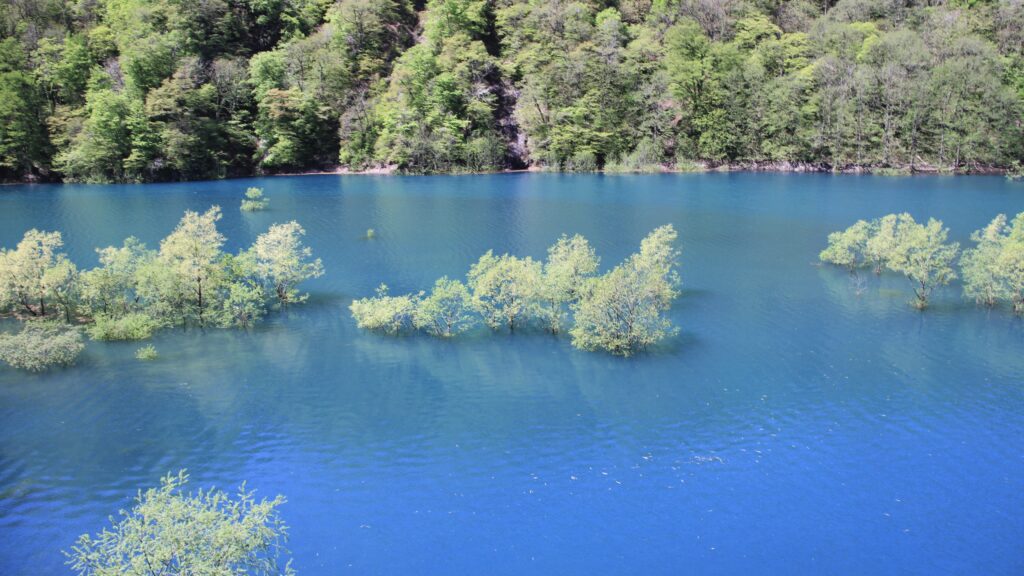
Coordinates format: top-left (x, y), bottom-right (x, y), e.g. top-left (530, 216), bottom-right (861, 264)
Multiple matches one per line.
top-left (272, 160), bottom-right (1012, 177)
top-left (4, 161), bottom-right (1014, 185)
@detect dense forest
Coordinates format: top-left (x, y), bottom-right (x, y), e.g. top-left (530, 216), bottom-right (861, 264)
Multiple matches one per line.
top-left (2, 0), bottom-right (1024, 182)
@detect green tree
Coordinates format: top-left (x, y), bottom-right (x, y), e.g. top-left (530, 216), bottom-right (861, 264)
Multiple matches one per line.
top-left (413, 276), bottom-right (476, 336)
top-left (155, 206), bottom-right (226, 325)
top-left (820, 219), bottom-right (872, 272)
top-left (66, 470), bottom-right (294, 576)
top-left (540, 233), bottom-right (599, 333)
top-left (241, 187), bottom-right (269, 211)
top-left (0, 229), bottom-right (68, 317)
top-left (570, 225), bottom-right (681, 356)
top-left (349, 283), bottom-right (421, 333)
top-left (248, 221), bottom-right (324, 306)
top-left (467, 250), bottom-right (543, 332)
top-left (884, 215), bottom-right (959, 310)
top-left (961, 212), bottom-right (1024, 313)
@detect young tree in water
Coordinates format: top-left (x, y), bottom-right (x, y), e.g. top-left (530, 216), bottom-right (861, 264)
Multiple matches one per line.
top-left (570, 225), bottom-right (681, 356)
top-left (41, 256), bottom-right (81, 323)
top-left (65, 470), bottom-right (294, 576)
top-left (241, 187), bottom-right (269, 211)
top-left (961, 214), bottom-right (1011, 307)
top-left (961, 212), bottom-right (1024, 313)
top-left (467, 251), bottom-right (543, 332)
top-left (350, 284), bottom-right (422, 334)
top-left (865, 214), bottom-right (909, 274)
top-left (884, 215), bottom-right (959, 310)
top-left (156, 206), bottom-right (226, 325)
top-left (413, 276), bottom-right (477, 337)
top-left (80, 237), bottom-right (153, 317)
top-left (820, 219), bottom-right (872, 273)
top-left (248, 221), bottom-right (324, 306)
top-left (540, 234), bottom-right (600, 333)
top-left (0, 230), bottom-right (68, 317)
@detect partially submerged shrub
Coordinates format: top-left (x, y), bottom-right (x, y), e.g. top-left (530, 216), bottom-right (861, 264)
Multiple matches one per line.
top-left (571, 225), bottom-right (681, 356)
top-left (822, 213), bottom-right (959, 309)
top-left (240, 187), bottom-right (269, 211)
top-left (961, 212), bottom-right (1024, 312)
top-left (467, 251), bottom-right (543, 332)
top-left (86, 312), bottom-right (161, 341)
top-left (135, 344), bottom-right (159, 361)
top-left (0, 322), bottom-right (84, 371)
top-left (349, 284), bottom-right (421, 334)
top-left (413, 277), bottom-right (476, 337)
top-left (540, 234), bottom-right (599, 333)
top-left (352, 227), bottom-right (683, 354)
top-left (820, 219), bottom-right (872, 272)
top-left (882, 216), bottom-right (959, 309)
top-left (65, 470), bottom-right (293, 576)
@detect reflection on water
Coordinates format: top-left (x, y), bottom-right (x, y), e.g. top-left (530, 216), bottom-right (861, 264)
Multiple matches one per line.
top-left (0, 173), bottom-right (1022, 575)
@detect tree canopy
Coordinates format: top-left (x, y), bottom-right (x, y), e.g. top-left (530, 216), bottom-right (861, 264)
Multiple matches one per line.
top-left (4, 0), bottom-right (1024, 181)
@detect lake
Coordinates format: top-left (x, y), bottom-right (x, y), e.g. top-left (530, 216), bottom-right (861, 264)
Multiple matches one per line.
top-left (0, 173), bottom-right (1022, 575)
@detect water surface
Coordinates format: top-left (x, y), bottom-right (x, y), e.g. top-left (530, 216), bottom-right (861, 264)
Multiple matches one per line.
top-left (0, 173), bottom-right (1022, 575)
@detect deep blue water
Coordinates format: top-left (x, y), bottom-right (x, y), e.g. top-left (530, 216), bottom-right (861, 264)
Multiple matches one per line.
top-left (0, 173), bottom-right (1022, 575)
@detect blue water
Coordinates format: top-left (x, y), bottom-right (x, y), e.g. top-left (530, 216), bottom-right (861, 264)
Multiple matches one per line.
top-left (0, 173), bottom-right (1022, 575)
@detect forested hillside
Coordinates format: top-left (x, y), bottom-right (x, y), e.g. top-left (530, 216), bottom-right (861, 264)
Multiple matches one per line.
top-left (2, 0), bottom-right (1023, 182)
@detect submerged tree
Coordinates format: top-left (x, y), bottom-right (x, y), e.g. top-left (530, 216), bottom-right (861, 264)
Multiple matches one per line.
top-left (819, 219), bottom-right (871, 272)
top-left (248, 221), bottom-right (324, 306)
top-left (65, 470), bottom-right (294, 576)
top-left (540, 234), bottom-right (600, 333)
top-left (155, 206), bottom-right (226, 325)
top-left (467, 251), bottom-right (543, 332)
top-left (241, 187), bottom-right (269, 211)
top-left (0, 229), bottom-right (68, 317)
top-left (413, 276), bottom-right (476, 337)
top-left (883, 216), bottom-right (959, 310)
top-left (0, 322), bottom-right (84, 371)
top-left (349, 284), bottom-right (421, 334)
top-left (570, 225), bottom-right (681, 356)
top-left (961, 212), bottom-right (1024, 313)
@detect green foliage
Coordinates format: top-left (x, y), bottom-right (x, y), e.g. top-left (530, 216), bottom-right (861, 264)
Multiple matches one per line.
top-left (570, 225), bottom-right (682, 356)
top-left (3, 208), bottom-right (321, 364)
top-left (819, 220), bottom-right (872, 271)
top-left (352, 226), bottom-right (681, 355)
top-left (823, 214), bottom-right (960, 309)
top-left (883, 216), bottom-right (959, 310)
top-left (467, 250), bottom-right (543, 332)
top-left (241, 187), bottom-right (269, 211)
top-left (540, 234), bottom-right (599, 333)
top-left (0, 322), bottom-right (84, 371)
top-left (349, 284), bottom-right (420, 334)
top-left (86, 313), bottom-right (160, 341)
top-left (248, 221), bottom-right (324, 305)
top-left (413, 276), bottom-right (476, 337)
top-left (0, 229), bottom-right (71, 318)
top-left (961, 213), bottom-right (1024, 313)
top-left (135, 344), bottom-right (158, 360)
top-left (65, 470), bottom-right (293, 576)
top-left (4, 0), bottom-right (1024, 180)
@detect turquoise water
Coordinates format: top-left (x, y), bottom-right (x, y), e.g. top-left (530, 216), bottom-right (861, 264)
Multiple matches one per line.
top-left (0, 173), bottom-right (1022, 575)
